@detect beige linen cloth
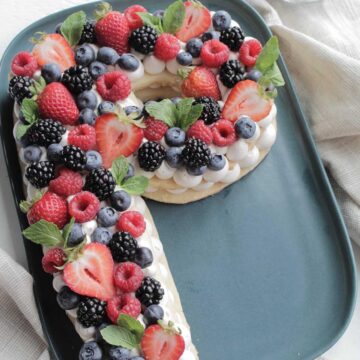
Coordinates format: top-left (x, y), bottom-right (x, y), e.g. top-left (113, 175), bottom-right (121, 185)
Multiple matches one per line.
top-left (1, 0), bottom-right (360, 359)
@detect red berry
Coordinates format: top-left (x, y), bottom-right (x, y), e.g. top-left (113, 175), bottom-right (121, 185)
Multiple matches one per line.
top-left (113, 262), bottom-right (144, 293)
top-left (239, 39), bottom-right (262, 67)
top-left (116, 211), bottom-right (146, 238)
top-left (154, 33), bottom-right (180, 61)
top-left (200, 40), bottom-right (230, 68)
top-left (69, 191), bottom-right (100, 223)
top-left (124, 5), bottom-right (147, 30)
top-left (11, 51), bottom-right (38, 77)
top-left (96, 71), bottom-right (131, 102)
top-left (211, 119), bottom-right (236, 146)
top-left (144, 117), bottom-right (168, 141)
top-left (106, 294), bottom-right (141, 323)
top-left (68, 124), bottom-right (96, 151)
top-left (187, 120), bottom-right (213, 144)
top-left (42, 248), bottom-right (66, 273)
top-left (49, 168), bottom-right (83, 198)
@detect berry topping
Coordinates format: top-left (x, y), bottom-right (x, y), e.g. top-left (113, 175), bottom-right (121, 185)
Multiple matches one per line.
top-left (176, 52), bottom-right (193, 66)
top-left (165, 147), bottom-right (183, 169)
top-left (117, 53), bottom-right (140, 71)
top-left (8, 76), bottom-right (33, 104)
top-left (193, 96), bottom-right (221, 125)
top-left (211, 119), bottom-right (236, 146)
top-left (27, 119), bottom-right (66, 148)
top-left (239, 38), bottom-right (263, 67)
top-left (68, 124), bottom-right (97, 151)
top-left (86, 150), bottom-right (103, 170)
top-left (11, 51), bottom-right (37, 77)
top-left (124, 5), bottom-right (147, 31)
top-left (25, 161), bottom-right (55, 188)
top-left (246, 69), bottom-right (262, 82)
top-left (23, 145), bottom-right (42, 163)
top-left (79, 341), bottom-right (102, 360)
top-left (42, 247), bottom-right (66, 273)
top-left (97, 207), bottom-right (118, 227)
top-left (91, 227), bottom-right (112, 245)
top-left (76, 90), bottom-right (98, 110)
top-left (69, 191), bottom-right (100, 223)
top-left (61, 145), bottom-right (87, 171)
top-left (79, 21), bottom-right (97, 45)
top-left (96, 71), bottom-right (131, 102)
top-left (135, 247), bottom-right (154, 269)
top-left (47, 143), bottom-right (63, 163)
top-left (165, 127), bottom-right (186, 147)
top-left (144, 117), bottom-right (169, 142)
top-left (109, 231), bottom-right (138, 262)
top-left (113, 262), bottom-right (144, 293)
top-left (187, 120), bottom-right (213, 144)
top-left (41, 63), bottom-right (62, 84)
top-left (219, 59), bottom-right (246, 88)
top-left (220, 26), bottom-right (245, 52)
top-left (110, 190), bottom-right (131, 212)
top-left (89, 61), bottom-right (108, 79)
top-left (136, 276), bottom-right (164, 307)
top-left (129, 25), bottom-right (158, 55)
top-left (75, 44), bottom-right (96, 66)
top-left (108, 347), bottom-right (131, 360)
top-left (201, 30), bottom-right (220, 42)
top-left (67, 223), bottom-right (85, 247)
top-left (97, 46), bottom-right (120, 65)
top-left (137, 141), bottom-right (166, 172)
top-left (234, 115), bottom-right (257, 139)
top-left (98, 101), bottom-right (115, 115)
top-left (143, 304), bottom-right (164, 326)
top-left (61, 65), bottom-right (94, 95)
top-left (56, 286), bottom-right (81, 310)
top-left (84, 167), bottom-right (115, 200)
top-left (185, 38), bottom-right (203, 58)
top-left (182, 137), bottom-right (211, 168)
top-left (212, 10), bottom-right (232, 31)
top-left (154, 33), bottom-right (180, 61)
top-left (106, 294), bottom-right (141, 323)
top-left (208, 154), bottom-right (226, 171)
top-left (77, 297), bottom-right (107, 327)
top-left (49, 167), bottom-right (83, 198)
top-left (116, 211), bottom-right (146, 238)
top-left (200, 39), bottom-right (230, 68)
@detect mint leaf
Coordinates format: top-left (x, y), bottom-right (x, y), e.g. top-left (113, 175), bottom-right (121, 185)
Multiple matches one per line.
top-left (117, 314), bottom-right (144, 343)
top-left (22, 220), bottom-right (63, 247)
top-left (16, 123), bottom-right (32, 140)
top-left (111, 156), bottom-right (129, 185)
top-left (162, 0), bottom-right (186, 34)
top-left (29, 76), bottom-right (46, 96)
top-left (174, 98), bottom-right (203, 131)
top-left (176, 98), bottom-right (194, 123)
top-left (145, 99), bottom-right (177, 127)
top-left (61, 11), bottom-right (86, 47)
top-left (137, 13), bottom-right (163, 33)
top-left (122, 176), bottom-right (149, 195)
top-left (182, 103), bottom-right (203, 130)
top-left (255, 36), bottom-right (280, 73)
top-left (262, 62), bottom-right (285, 87)
top-left (21, 98), bottom-right (39, 124)
top-left (63, 217), bottom-right (75, 244)
top-left (100, 325), bottom-right (138, 349)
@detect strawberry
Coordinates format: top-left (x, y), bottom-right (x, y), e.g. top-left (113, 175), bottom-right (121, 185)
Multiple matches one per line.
top-left (49, 168), bottom-right (83, 198)
top-left (37, 82), bottom-right (79, 125)
top-left (175, 1), bottom-right (211, 42)
top-left (11, 52), bottom-right (38, 77)
top-left (63, 243), bottom-right (115, 301)
top-left (124, 4), bottom-right (147, 31)
top-left (181, 67), bottom-right (221, 100)
top-left (94, 2), bottom-right (130, 55)
top-left (141, 323), bottom-right (185, 360)
top-left (27, 191), bottom-right (68, 229)
top-left (95, 113), bottom-right (143, 168)
top-left (222, 80), bottom-right (272, 122)
top-left (32, 34), bottom-right (75, 72)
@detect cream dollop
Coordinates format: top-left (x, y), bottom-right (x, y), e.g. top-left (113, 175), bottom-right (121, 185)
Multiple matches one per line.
top-left (143, 55), bottom-right (166, 74)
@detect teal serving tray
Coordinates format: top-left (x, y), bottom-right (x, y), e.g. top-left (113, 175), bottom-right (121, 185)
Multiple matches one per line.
top-left (0, 1), bottom-right (356, 359)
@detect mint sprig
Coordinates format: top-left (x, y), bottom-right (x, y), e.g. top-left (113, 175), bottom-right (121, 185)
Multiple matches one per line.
top-left (60, 11), bottom-right (87, 47)
top-left (16, 98), bottom-right (40, 139)
top-left (22, 220), bottom-right (64, 247)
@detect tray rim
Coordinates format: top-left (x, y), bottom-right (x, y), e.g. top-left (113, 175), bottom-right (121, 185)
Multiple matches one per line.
top-left (0, 1), bottom-right (357, 359)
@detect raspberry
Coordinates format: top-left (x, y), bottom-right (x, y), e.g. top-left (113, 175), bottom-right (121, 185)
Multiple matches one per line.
top-left (144, 117), bottom-right (168, 141)
top-left (114, 262), bottom-right (144, 293)
top-left (187, 120), bottom-right (213, 144)
top-left (154, 33), bottom-right (180, 61)
top-left (69, 191), bottom-right (100, 223)
top-left (11, 52), bottom-right (38, 77)
top-left (116, 211), bottom-right (146, 238)
top-left (239, 39), bottom-right (262, 67)
top-left (68, 124), bottom-right (96, 151)
top-left (49, 168), bottom-right (84, 198)
top-left (42, 248), bottom-right (66, 273)
top-left (106, 294), bottom-right (141, 323)
top-left (124, 5), bottom-right (147, 31)
top-left (200, 40), bottom-right (230, 68)
top-left (211, 119), bottom-right (236, 146)
top-left (96, 71), bottom-right (131, 102)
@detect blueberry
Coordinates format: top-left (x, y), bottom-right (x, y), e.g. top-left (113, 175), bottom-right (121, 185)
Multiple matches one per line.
top-left (187, 166), bottom-right (207, 176)
top-left (41, 63), bottom-right (62, 83)
top-left (117, 54), bottom-right (140, 71)
top-left (135, 247), bottom-right (153, 269)
top-left (153, 9), bottom-right (165, 18)
top-left (86, 150), bottom-right (103, 170)
top-left (165, 147), bottom-right (183, 168)
top-left (98, 101), bottom-right (115, 115)
top-left (124, 163), bottom-right (135, 181)
top-left (176, 51), bottom-right (193, 66)
top-left (130, 357), bottom-right (145, 360)
top-left (91, 227), bottom-right (112, 245)
top-left (97, 47), bottom-right (120, 65)
top-left (143, 305), bottom-right (164, 326)
top-left (245, 69), bottom-right (262, 82)
top-left (208, 154), bottom-right (226, 171)
top-left (77, 90), bottom-right (98, 110)
top-left (234, 115), bottom-right (256, 139)
top-left (97, 207), bottom-right (118, 227)
top-left (212, 10), bottom-right (232, 31)
top-left (47, 143), bottom-right (63, 162)
top-left (110, 190), bottom-right (131, 212)
top-left (23, 145), bottom-right (42, 163)
top-left (79, 341), bottom-right (102, 360)
top-left (67, 223), bottom-right (85, 247)
top-left (185, 38), bottom-right (203, 58)
top-left (165, 127), bottom-right (186, 147)
top-left (108, 346), bottom-right (130, 360)
top-left (201, 31), bottom-right (220, 42)
top-left (79, 108), bottom-right (97, 126)
top-left (75, 44), bottom-right (96, 66)
top-left (89, 61), bottom-right (107, 79)
top-left (55, 22), bottom-right (62, 34)
top-left (124, 105), bottom-right (142, 120)
top-left (56, 286), bottom-right (80, 310)
top-left (171, 97), bottom-right (182, 105)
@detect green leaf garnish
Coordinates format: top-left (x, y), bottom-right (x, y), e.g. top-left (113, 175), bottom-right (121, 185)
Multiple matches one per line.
top-left (21, 98), bottom-right (39, 124)
top-left (122, 176), bottom-right (149, 195)
top-left (111, 156), bottom-right (129, 185)
top-left (145, 99), bottom-right (177, 127)
top-left (100, 325), bottom-right (138, 349)
top-left (117, 314), bottom-right (144, 343)
top-left (62, 217), bottom-right (75, 245)
top-left (176, 98), bottom-right (203, 131)
top-left (162, 0), bottom-right (186, 34)
top-left (254, 36), bottom-right (280, 73)
top-left (22, 220), bottom-right (64, 247)
top-left (16, 123), bottom-right (32, 140)
top-left (137, 13), bottom-right (164, 34)
top-left (261, 62), bottom-right (285, 87)
top-left (29, 76), bottom-right (46, 96)
top-left (60, 11), bottom-right (87, 47)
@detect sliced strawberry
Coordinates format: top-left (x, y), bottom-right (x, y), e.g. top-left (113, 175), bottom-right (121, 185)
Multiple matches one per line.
top-left (222, 80), bottom-right (272, 122)
top-left (63, 243), bottom-right (115, 301)
top-left (32, 34), bottom-right (75, 72)
top-left (175, 1), bottom-right (211, 42)
top-left (95, 113), bottom-right (143, 168)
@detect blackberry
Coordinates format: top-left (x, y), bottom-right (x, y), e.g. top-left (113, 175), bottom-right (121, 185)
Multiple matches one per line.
top-left (79, 21), bottom-right (97, 44)
top-left (136, 277), bottom-right (164, 307)
top-left (219, 60), bottom-right (245, 88)
top-left (27, 119), bottom-right (66, 147)
top-left (182, 138), bottom-right (211, 168)
top-left (109, 231), bottom-right (138, 262)
top-left (137, 141), bottom-right (165, 172)
top-left (61, 65), bottom-right (93, 94)
top-left (220, 26), bottom-right (245, 51)
top-left (193, 97), bottom-right (221, 125)
top-left (77, 297), bottom-right (106, 328)
top-left (129, 26), bottom-right (158, 55)
top-left (61, 145), bottom-right (86, 171)
top-left (25, 161), bottom-right (55, 188)
top-left (84, 168), bottom-right (115, 200)
top-left (8, 76), bottom-right (33, 104)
